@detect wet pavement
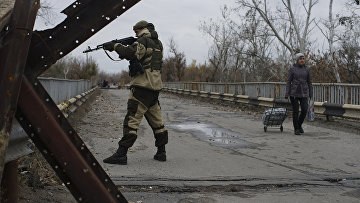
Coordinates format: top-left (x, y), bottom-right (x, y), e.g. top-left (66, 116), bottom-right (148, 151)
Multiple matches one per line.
top-left (75, 89), bottom-right (360, 203)
top-left (169, 122), bottom-right (260, 149)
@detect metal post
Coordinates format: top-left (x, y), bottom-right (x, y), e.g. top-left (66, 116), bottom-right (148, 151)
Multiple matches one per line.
top-left (0, 0), bottom-right (39, 184)
top-left (0, 160), bottom-right (18, 203)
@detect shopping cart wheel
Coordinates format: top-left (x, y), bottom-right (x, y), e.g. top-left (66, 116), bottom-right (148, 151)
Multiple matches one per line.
top-left (264, 126), bottom-right (267, 132)
top-left (280, 126), bottom-right (283, 132)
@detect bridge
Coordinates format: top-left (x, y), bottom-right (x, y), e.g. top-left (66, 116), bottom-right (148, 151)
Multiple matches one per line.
top-left (58, 87), bottom-right (360, 202)
top-left (84, 87), bottom-right (360, 202)
top-left (1, 0), bottom-right (360, 202)
top-left (8, 83), bottom-right (360, 202)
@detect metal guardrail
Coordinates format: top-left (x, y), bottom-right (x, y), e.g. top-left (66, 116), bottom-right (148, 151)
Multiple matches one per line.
top-left (5, 81), bottom-right (96, 165)
top-left (164, 82), bottom-right (360, 105)
top-left (163, 85), bottom-right (360, 120)
top-left (5, 120), bottom-right (32, 163)
top-left (39, 77), bottom-right (92, 104)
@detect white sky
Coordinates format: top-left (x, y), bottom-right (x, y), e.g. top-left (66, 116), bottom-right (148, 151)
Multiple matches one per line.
top-left (34, 0), bottom-right (352, 73)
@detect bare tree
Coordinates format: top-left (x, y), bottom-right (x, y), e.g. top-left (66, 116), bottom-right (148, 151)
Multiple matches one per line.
top-left (63, 67), bottom-right (69, 79)
top-left (161, 38), bottom-right (186, 82)
top-left (240, 9), bottom-right (277, 81)
top-left (161, 58), bottom-right (176, 82)
top-left (200, 6), bottom-right (233, 82)
top-left (41, 56), bottom-right (99, 80)
top-left (200, 5), bottom-right (280, 82)
top-left (37, 0), bottom-right (57, 26)
top-left (315, 0), bottom-right (341, 82)
top-left (336, 1), bottom-right (360, 83)
top-left (168, 38), bottom-right (186, 81)
top-left (236, 0), bottom-right (319, 56)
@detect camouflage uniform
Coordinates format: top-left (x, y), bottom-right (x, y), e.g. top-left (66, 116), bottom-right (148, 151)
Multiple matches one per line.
top-left (112, 21), bottom-right (168, 152)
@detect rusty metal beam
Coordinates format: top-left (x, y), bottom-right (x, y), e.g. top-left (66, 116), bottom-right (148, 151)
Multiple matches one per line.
top-left (16, 76), bottom-right (126, 202)
top-left (0, 0), bottom-right (39, 184)
top-left (25, 0), bottom-right (141, 80)
top-left (12, 1), bottom-right (142, 201)
top-left (0, 160), bottom-right (18, 203)
top-left (1, 0), bottom-right (142, 201)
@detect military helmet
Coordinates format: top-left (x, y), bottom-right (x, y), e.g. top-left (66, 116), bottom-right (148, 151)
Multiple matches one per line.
top-left (133, 20), bottom-right (148, 31)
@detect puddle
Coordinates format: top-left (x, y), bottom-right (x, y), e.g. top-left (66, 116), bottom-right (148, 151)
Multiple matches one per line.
top-left (169, 122), bottom-right (260, 149)
top-left (175, 113), bottom-right (206, 121)
top-left (210, 112), bottom-right (244, 118)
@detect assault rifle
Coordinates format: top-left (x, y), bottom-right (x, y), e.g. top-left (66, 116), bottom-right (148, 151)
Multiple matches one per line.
top-left (82, 36), bottom-right (136, 53)
top-left (83, 36), bottom-right (144, 77)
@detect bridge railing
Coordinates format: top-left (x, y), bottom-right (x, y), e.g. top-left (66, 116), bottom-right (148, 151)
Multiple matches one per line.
top-left (6, 78), bottom-right (94, 165)
top-left (164, 82), bottom-right (360, 105)
top-left (39, 77), bottom-right (92, 104)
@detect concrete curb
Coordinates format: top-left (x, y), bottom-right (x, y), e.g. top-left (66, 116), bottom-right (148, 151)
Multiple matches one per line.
top-left (56, 87), bottom-right (98, 118)
top-left (162, 87), bottom-right (360, 120)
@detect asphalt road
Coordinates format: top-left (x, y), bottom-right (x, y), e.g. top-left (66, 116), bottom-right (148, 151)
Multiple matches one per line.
top-left (74, 89), bottom-right (360, 203)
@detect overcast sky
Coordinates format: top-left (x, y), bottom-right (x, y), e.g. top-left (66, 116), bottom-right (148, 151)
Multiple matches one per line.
top-left (35, 0), bottom-right (236, 73)
top-left (34, 0), bottom-right (351, 73)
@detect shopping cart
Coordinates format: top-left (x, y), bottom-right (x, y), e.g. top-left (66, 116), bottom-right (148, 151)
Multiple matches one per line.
top-left (262, 107), bottom-right (287, 132)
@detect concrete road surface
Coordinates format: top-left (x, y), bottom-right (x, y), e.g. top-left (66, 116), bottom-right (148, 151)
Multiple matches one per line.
top-left (74, 89), bottom-right (360, 203)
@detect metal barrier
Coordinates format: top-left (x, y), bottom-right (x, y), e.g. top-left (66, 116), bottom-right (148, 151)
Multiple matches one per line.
top-left (5, 81), bottom-right (95, 165)
top-left (39, 77), bottom-right (92, 104)
top-left (163, 85), bottom-right (360, 120)
top-left (5, 121), bottom-right (32, 164)
top-left (164, 82), bottom-right (360, 105)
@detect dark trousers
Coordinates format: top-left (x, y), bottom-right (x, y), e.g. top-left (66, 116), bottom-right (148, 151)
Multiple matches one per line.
top-left (118, 87), bottom-right (168, 148)
top-left (290, 97), bottom-right (308, 130)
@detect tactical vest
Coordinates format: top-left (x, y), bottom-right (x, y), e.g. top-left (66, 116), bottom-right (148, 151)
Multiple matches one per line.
top-left (136, 37), bottom-right (163, 71)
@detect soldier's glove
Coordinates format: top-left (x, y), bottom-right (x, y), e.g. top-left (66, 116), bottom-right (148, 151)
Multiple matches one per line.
top-left (103, 42), bottom-right (115, 52)
top-left (129, 60), bottom-right (144, 77)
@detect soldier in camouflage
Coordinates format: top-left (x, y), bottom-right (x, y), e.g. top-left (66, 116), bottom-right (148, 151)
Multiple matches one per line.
top-left (103, 20), bottom-right (168, 165)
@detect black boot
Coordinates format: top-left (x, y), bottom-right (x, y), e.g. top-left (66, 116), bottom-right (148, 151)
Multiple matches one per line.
top-left (154, 145), bottom-right (166, 162)
top-left (103, 145), bottom-right (128, 165)
top-left (294, 129), bottom-right (301, 135)
top-left (299, 126), bottom-right (304, 133)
